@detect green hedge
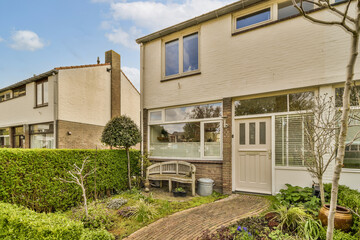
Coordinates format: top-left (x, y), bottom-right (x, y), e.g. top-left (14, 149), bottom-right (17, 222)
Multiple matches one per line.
top-left (0, 202), bottom-right (114, 240)
top-left (0, 149), bottom-right (141, 212)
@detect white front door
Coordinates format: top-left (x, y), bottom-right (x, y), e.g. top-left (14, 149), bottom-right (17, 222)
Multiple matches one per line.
top-left (234, 117), bottom-right (272, 194)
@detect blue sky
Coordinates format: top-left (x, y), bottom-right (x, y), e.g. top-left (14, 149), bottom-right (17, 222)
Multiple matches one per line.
top-left (0, 0), bottom-right (237, 91)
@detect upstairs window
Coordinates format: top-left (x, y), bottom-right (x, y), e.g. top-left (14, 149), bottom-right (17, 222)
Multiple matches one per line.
top-left (13, 85), bottom-right (26, 98)
top-left (164, 32), bottom-right (199, 78)
top-left (278, 0), bottom-right (314, 20)
top-left (36, 80), bottom-right (48, 107)
top-left (236, 8), bottom-right (271, 30)
top-left (0, 92), bottom-right (11, 102)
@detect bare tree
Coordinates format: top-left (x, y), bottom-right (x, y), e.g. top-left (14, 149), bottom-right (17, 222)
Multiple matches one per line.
top-left (58, 157), bottom-right (94, 217)
top-left (302, 95), bottom-right (340, 205)
top-left (292, 1), bottom-right (360, 238)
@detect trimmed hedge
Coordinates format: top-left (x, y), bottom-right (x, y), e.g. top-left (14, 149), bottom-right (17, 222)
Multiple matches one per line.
top-left (0, 149), bottom-right (141, 212)
top-left (0, 202), bottom-right (114, 240)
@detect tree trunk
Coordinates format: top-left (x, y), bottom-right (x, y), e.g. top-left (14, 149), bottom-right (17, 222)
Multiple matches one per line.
top-left (81, 177), bottom-right (88, 217)
top-left (127, 148), bottom-right (132, 189)
top-left (318, 177), bottom-right (325, 206)
top-left (327, 19), bottom-right (360, 239)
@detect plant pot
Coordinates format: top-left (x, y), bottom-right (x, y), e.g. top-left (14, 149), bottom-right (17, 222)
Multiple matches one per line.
top-left (173, 191), bottom-right (187, 197)
top-left (318, 204), bottom-right (353, 231)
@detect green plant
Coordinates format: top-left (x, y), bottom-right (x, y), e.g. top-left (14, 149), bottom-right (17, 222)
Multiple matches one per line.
top-left (0, 201), bottom-right (114, 240)
top-left (174, 187), bottom-right (185, 192)
top-left (101, 116), bottom-right (141, 189)
top-left (0, 149), bottom-right (141, 212)
top-left (302, 218), bottom-right (325, 240)
top-left (106, 198), bottom-right (128, 210)
top-left (275, 206), bottom-right (311, 233)
top-left (233, 226), bottom-right (254, 240)
top-left (333, 229), bottom-right (359, 240)
top-left (132, 199), bottom-right (158, 222)
top-left (70, 203), bottom-right (116, 230)
top-left (269, 229), bottom-right (297, 239)
top-left (80, 229), bottom-right (115, 240)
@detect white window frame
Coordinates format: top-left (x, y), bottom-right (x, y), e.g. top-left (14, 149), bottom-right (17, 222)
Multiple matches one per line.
top-left (148, 103), bottom-right (223, 161)
top-left (162, 30), bottom-right (201, 80)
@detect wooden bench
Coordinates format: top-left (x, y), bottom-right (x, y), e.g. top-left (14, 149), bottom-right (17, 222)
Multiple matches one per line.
top-left (145, 161), bottom-right (196, 196)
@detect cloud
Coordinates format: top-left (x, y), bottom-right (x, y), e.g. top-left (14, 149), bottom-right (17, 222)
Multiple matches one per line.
top-left (105, 26), bottom-right (141, 50)
top-left (10, 30), bottom-right (45, 51)
top-left (109, 0), bottom-right (238, 32)
top-left (122, 66), bottom-right (140, 91)
top-left (0, 37), bottom-right (4, 43)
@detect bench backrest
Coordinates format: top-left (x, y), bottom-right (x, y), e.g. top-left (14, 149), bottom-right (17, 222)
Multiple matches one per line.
top-left (147, 161), bottom-right (196, 177)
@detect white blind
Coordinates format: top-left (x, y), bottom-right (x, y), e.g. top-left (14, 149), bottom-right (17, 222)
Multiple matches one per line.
top-left (275, 115), bottom-right (307, 166)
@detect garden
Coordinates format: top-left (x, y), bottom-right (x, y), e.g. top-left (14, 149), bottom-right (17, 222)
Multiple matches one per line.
top-left (198, 184), bottom-right (360, 240)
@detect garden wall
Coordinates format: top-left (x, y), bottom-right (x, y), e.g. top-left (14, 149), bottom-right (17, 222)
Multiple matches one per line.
top-left (0, 149), bottom-right (141, 212)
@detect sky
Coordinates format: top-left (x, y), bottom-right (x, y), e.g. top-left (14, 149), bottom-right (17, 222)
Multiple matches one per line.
top-left (0, 0), bottom-right (238, 91)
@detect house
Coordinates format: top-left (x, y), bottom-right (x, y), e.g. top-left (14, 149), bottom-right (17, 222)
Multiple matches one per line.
top-left (136, 0), bottom-right (360, 194)
top-left (0, 50), bottom-right (140, 149)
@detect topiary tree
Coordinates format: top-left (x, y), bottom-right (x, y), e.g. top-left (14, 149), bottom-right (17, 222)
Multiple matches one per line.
top-left (101, 116), bottom-right (141, 189)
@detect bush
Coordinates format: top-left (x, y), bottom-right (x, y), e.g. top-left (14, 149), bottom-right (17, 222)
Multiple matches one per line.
top-left (0, 202), bottom-right (83, 240)
top-left (80, 229), bottom-right (115, 240)
top-left (0, 149), bottom-right (141, 212)
top-left (106, 197), bottom-right (128, 210)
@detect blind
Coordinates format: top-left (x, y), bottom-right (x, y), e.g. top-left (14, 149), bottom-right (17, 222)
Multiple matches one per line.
top-left (275, 115), bottom-right (307, 167)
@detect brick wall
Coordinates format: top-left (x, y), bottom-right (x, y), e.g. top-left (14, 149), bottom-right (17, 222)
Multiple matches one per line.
top-left (222, 98), bottom-right (232, 194)
top-left (57, 120), bottom-right (106, 149)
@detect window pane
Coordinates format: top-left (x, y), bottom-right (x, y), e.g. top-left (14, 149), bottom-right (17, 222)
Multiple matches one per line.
top-left (37, 83), bottom-right (43, 105)
top-left (260, 122), bottom-right (266, 144)
top-left (150, 111), bottom-right (162, 122)
top-left (43, 81), bottom-right (48, 104)
top-left (13, 85), bottom-right (26, 98)
top-left (235, 95), bottom-right (287, 116)
top-left (165, 103), bottom-right (222, 121)
top-left (249, 122), bottom-right (256, 145)
top-left (183, 33), bottom-right (198, 72)
top-left (31, 134), bottom-right (54, 149)
top-left (236, 8), bottom-right (270, 29)
top-left (240, 123), bottom-right (246, 145)
top-left (344, 119), bottom-right (360, 169)
top-left (289, 91), bottom-right (314, 111)
top-left (335, 86), bottom-right (360, 107)
top-left (165, 39), bottom-right (179, 76)
top-left (149, 123), bottom-right (201, 158)
top-left (0, 128), bottom-right (10, 148)
top-left (30, 123), bottom-right (54, 134)
top-left (278, 0), bottom-right (313, 20)
top-left (204, 122), bottom-right (221, 157)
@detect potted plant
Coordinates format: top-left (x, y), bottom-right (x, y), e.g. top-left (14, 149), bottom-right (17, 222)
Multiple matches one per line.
top-left (173, 187), bottom-right (187, 197)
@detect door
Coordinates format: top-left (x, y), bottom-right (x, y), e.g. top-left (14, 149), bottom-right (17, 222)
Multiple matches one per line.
top-left (234, 117), bottom-right (272, 194)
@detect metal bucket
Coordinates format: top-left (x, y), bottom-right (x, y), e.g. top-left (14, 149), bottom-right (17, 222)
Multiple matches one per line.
top-left (197, 178), bottom-right (214, 196)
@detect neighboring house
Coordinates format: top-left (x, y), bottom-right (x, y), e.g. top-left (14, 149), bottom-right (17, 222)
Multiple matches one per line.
top-left (136, 0), bottom-right (360, 194)
top-left (0, 50), bottom-right (140, 150)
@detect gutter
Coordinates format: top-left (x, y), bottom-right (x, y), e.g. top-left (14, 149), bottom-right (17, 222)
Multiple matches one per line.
top-left (136, 0), bottom-right (265, 44)
top-left (0, 69), bottom-right (58, 93)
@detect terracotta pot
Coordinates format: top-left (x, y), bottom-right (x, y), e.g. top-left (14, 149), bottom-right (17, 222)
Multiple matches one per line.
top-left (318, 204), bottom-right (353, 231)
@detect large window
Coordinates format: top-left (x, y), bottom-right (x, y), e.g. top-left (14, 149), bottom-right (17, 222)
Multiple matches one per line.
top-left (13, 126), bottom-right (24, 148)
top-left (36, 80), bottom-right (48, 107)
top-left (235, 91), bottom-right (314, 116)
top-left (30, 123), bottom-right (54, 149)
top-left (164, 32), bottom-right (199, 77)
top-left (0, 92), bottom-right (11, 102)
top-left (335, 86), bottom-right (360, 107)
top-left (149, 103), bottom-right (222, 159)
top-left (236, 8), bottom-right (271, 30)
top-left (0, 128), bottom-right (10, 148)
top-left (345, 123), bottom-right (360, 169)
top-left (13, 85), bottom-right (26, 98)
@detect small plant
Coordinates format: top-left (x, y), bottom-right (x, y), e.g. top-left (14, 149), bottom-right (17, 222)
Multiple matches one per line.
top-left (174, 187), bottom-right (185, 192)
top-left (117, 206), bottom-right (136, 218)
top-left (106, 198), bottom-right (128, 210)
top-left (132, 199), bottom-right (158, 222)
top-left (233, 226), bottom-right (254, 240)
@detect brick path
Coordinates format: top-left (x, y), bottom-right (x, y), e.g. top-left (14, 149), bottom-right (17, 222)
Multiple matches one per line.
top-left (125, 194), bottom-right (269, 240)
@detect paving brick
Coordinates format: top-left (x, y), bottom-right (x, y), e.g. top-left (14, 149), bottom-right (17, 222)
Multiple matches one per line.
top-left (125, 194), bottom-right (269, 240)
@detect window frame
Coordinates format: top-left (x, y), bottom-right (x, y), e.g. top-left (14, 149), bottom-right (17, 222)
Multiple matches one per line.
top-left (29, 122), bottom-right (55, 149)
top-left (148, 102), bottom-right (223, 161)
top-left (161, 30), bottom-right (201, 81)
top-left (35, 79), bottom-right (49, 108)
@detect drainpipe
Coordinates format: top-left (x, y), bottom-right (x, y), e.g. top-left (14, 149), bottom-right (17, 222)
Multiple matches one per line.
top-left (140, 43), bottom-right (145, 177)
top-left (53, 71), bottom-right (59, 149)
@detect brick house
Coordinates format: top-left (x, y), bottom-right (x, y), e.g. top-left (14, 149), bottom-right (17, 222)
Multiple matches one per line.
top-left (0, 50), bottom-right (140, 149)
top-left (136, 0), bottom-right (360, 194)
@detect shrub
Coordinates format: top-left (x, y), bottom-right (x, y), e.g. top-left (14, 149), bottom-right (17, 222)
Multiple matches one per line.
top-left (106, 197), bottom-right (128, 210)
top-left (80, 229), bottom-right (115, 240)
top-left (0, 149), bottom-right (141, 212)
top-left (0, 202), bottom-right (83, 240)
top-left (132, 199), bottom-right (158, 222)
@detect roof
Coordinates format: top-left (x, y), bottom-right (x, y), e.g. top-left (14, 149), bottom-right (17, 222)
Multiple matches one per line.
top-left (55, 63), bottom-right (110, 70)
top-left (0, 69), bottom-right (58, 93)
top-left (136, 0), bottom-right (263, 44)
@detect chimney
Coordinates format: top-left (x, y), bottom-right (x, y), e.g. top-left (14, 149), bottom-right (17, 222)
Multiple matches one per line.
top-left (105, 50), bottom-right (121, 118)
top-left (97, 57), bottom-right (100, 64)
